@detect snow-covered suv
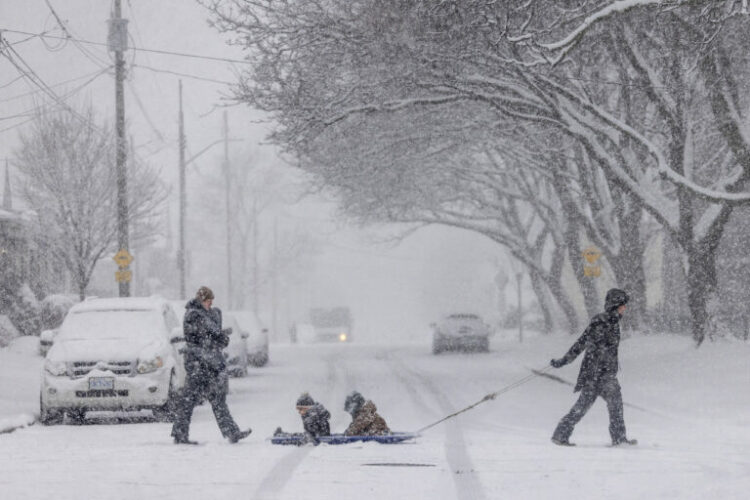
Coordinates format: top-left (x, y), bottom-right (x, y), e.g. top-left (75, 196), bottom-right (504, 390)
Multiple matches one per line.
top-left (40, 297), bottom-right (186, 425)
top-left (432, 313), bottom-right (491, 354)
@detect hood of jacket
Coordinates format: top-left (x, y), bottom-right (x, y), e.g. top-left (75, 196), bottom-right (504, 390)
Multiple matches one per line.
top-left (604, 288), bottom-right (629, 312)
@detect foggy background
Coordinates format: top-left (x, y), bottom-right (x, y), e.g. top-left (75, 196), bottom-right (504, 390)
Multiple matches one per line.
top-left (0, 0), bottom-right (510, 343)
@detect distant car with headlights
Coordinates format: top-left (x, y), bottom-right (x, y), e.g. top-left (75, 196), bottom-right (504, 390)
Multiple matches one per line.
top-left (40, 297), bottom-right (186, 425)
top-left (432, 313), bottom-right (491, 354)
top-left (309, 307), bottom-right (353, 343)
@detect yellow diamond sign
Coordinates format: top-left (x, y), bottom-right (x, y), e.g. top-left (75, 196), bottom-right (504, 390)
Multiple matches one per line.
top-left (582, 246), bottom-right (601, 264)
top-left (113, 248), bottom-right (134, 268)
top-left (115, 270), bottom-right (132, 283)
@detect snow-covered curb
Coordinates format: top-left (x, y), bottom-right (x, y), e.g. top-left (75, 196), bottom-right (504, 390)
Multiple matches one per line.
top-left (0, 413), bottom-right (36, 434)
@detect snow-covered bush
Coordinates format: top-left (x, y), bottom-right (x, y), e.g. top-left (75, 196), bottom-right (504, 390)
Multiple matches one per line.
top-left (8, 284), bottom-right (41, 337)
top-left (39, 294), bottom-right (76, 331)
top-left (0, 314), bottom-right (21, 348)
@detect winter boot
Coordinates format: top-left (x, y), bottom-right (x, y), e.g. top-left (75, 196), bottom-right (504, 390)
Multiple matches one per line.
top-left (229, 428), bottom-right (252, 443)
top-left (612, 438), bottom-right (637, 446)
top-left (551, 437), bottom-right (576, 447)
top-left (174, 437), bottom-right (200, 445)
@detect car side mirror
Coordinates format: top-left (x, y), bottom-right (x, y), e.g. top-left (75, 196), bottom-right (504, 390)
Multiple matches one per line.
top-left (170, 327), bottom-right (185, 344)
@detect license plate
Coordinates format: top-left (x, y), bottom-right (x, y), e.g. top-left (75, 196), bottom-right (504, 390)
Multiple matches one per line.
top-left (89, 377), bottom-right (114, 390)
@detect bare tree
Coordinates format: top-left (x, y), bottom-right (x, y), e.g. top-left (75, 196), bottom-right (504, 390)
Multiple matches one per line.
top-left (15, 105), bottom-right (166, 299)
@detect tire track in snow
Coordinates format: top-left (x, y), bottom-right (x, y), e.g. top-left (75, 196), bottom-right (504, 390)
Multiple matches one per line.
top-left (384, 350), bottom-right (488, 500)
top-left (251, 350), bottom-right (341, 499)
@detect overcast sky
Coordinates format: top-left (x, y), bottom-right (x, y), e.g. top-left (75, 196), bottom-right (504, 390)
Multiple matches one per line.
top-left (0, 0), bottom-right (512, 342)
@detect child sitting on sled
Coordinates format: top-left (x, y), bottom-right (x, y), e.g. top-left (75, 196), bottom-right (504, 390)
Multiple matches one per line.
top-left (343, 391), bottom-right (390, 436)
top-left (274, 392), bottom-right (331, 445)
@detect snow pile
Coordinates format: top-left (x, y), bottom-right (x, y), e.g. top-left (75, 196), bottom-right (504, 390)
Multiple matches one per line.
top-left (0, 413), bottom-right (35, 434)
top-left (0, 314), bottom-right (21, 347)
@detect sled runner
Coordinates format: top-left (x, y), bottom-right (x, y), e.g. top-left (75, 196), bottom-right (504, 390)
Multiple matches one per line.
top-left (270, 431), bottom-right (418, 446)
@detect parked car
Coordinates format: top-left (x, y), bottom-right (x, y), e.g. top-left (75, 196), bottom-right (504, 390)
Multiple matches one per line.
top-left (227, 311), bottom-right (269, 367)
top-left (222, 312), bottom-right (250, 377)
top-left (431, 313), bottom-right (491, 354)
top-left (39, 328), bottom-right (59, 357)
top-left (40, 297), bottom-right (186, 425)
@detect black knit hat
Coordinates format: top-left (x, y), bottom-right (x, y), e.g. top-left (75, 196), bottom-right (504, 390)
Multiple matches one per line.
top-left (296, 392), bottom-right (315, 407)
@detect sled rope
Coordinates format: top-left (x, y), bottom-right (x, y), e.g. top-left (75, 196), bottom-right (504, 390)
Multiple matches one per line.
top-left (415, 365), bottom-right (553, 434)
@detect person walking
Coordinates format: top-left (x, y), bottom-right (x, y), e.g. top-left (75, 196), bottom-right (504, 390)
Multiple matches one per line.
top-left (550, 288), bottom-right (637, 447)
top-left (171, 286), bottom-right (251, 445)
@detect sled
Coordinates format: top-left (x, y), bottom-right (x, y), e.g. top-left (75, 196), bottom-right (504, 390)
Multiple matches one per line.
top-left (270, 431), bottom-right (419, 446)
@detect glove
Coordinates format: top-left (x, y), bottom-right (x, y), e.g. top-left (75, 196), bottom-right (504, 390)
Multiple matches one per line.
top-left (550, 358), bottom-right (564, 368)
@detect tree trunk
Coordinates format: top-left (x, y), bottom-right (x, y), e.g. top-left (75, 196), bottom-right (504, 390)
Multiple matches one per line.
top-left (527, 268), bottom-right (554, 334)
top-left (542, 272), bottom-right (580, 334)
top-left (608, 202), bottom-right (647, 331)
top-left (686, 205), bottom-right (732, 345)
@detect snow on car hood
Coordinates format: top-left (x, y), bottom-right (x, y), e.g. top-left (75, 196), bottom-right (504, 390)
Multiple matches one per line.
top-left (47, 337), bottom-right (164, 363)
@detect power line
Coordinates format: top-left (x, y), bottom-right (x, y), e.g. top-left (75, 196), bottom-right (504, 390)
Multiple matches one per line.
top-left (131, 64), bottom-right (234, 85)
top-left (0, 67), bottom-right (111, 103)
top-left (0, 28), bottom-right (251, 65)
top-left (0, 67), bottom-right (110, 120)
top-left (43, 0), bottom-right (111, 69)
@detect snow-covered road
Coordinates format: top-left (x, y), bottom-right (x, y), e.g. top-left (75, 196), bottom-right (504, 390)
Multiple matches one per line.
top-left (1, 334), bottom-right (749, 499)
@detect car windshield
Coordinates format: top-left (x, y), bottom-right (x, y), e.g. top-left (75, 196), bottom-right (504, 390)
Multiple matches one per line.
top-left (58, 309), bottom-right (163, 341)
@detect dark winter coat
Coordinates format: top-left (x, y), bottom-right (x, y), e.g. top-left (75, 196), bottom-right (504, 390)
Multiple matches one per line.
top-left (183, 298), bottom-right (229, 376)
top-left (301, 403), bottom-right (331, 438)
top-left (344, 400), bottom-right (390, 436)
top-left (556, 289), bottom-right (628, 392)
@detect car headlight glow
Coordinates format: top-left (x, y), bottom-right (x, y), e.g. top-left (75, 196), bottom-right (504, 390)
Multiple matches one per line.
top-left (137, 356), bottom-right (164, 374)
top-left (339, 333), bottom-right (347, 342)
top-left (44, 359), bottom-right (67, 376)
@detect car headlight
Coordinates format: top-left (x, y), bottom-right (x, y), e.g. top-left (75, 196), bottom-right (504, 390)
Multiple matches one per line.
top-left (44, 359), bottom-right (67, 376)
top-left (137, 356), bottom-right (164, 374)
top-left (339, 333), bottom-right (347, 342)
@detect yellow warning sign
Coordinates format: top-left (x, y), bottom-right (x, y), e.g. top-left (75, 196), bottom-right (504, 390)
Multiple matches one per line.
top-left (583, 265), bottom-right (601, 278)
top-left (582, 246), bottom-right (601, 264)
top-left (115, 270), bottom-right (132, 283)
top-left (113, 248), bottom-right (134, 268)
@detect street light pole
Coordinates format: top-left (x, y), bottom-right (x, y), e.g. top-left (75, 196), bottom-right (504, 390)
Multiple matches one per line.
top-left (178, 80), bottom-right (186, 299)
top-left (224, 111), bottom-right (232, 308)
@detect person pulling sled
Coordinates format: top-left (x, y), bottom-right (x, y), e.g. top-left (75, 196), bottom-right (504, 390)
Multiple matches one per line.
top-left (549, 288), bottom-right (637, 447)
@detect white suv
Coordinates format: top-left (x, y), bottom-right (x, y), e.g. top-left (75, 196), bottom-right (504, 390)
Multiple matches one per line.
top-left (40, 297), bottom-right (186, 425)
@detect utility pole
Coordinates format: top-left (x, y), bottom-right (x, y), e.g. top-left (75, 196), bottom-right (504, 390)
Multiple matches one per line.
top-left (272, 218), bottom-right (278, 341)
top-left (516, 272), bottom-right (524, 343)
top-left (224, 111), bottom-right (232, 308)
top-left (178, 80), bottom-right (186, 299)
top-left (110, 0), bottom-right (130, 296)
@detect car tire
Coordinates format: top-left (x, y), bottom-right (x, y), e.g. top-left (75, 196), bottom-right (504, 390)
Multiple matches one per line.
top-left (66, 409), bottom-right (86, 425)
top-left (39, 396), bottom-right (63, 426)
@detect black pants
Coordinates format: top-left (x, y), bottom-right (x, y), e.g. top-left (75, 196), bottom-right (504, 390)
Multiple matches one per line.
top-left (552, 376), bottom-right (627, 443)
top-left (171, 369), bottom-right (240, 441)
